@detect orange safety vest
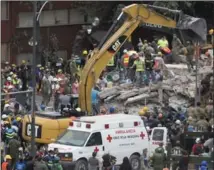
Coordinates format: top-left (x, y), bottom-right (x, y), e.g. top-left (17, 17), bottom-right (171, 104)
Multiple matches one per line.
top-left (123, 54), bottom-right (130, 67)
top-left (2, 162), bottom-right (8, 170)
top-left (162, 47), bottom-right (171, 54)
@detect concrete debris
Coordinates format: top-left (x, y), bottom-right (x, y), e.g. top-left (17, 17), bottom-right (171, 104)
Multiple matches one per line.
top-left (100, 64), bottom-right (213, 112)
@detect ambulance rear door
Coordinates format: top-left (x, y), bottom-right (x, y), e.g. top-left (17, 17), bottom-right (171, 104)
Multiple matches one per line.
top-left (149, 127), bottom-right (167, 156)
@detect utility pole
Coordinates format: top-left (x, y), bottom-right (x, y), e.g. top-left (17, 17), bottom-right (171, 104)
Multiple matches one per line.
top-left (31, 1), bottom-right (37, 157)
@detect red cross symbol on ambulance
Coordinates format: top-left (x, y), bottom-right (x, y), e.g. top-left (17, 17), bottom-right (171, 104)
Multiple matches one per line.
top-left (140, 132), bottom-right (145, 139)
top-left (106, 134), bottom-right (112, 143)
top-left (94, 147), bottom-right (99, 153)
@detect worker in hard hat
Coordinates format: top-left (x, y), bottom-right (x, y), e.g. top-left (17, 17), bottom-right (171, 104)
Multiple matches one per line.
top-left (56, 69), bottom-right (65, 94)
top-left (154, 52), bottom-right (165, 71)
top-left (12, 74), bottom-right (21, 90)
top-left (19, 59), bottom-right (29, 91)
top-left (1, 155), bottom-right (12, 170)
top-left (11, 64), bottom-right (17, 72)
top-left (80, 50), bottom-right (88, 68)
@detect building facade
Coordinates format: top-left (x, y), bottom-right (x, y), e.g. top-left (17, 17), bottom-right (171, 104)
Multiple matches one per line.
top-left (1, 1), bottom-right (97, 65)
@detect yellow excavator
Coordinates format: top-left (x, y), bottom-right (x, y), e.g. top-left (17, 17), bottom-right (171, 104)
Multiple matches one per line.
top-left (22, 3), bottom-right (207, 145)
top-left (79, 3), bottom-right (207, 114)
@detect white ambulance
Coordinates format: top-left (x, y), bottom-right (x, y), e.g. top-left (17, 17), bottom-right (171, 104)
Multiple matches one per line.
top-left (48, 114), bottom-right (168, 170)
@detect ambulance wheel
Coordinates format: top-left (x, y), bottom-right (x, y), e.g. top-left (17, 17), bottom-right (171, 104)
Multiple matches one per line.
top-left (75, 159), bottom-right (88, 170)
top-left (130, 155), bottom-right (141, 170)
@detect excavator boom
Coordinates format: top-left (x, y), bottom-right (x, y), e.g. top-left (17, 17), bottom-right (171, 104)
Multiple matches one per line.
top-left (79, 4), bottom-right (207, 113)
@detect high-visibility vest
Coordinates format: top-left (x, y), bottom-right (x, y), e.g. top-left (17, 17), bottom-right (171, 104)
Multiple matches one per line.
top-left (107, 57), bottom-right (114, 66)
top-left (162, 47), bottom-right (171, 54)
top-left (2, 162), bottom-right (8, 170)
top-left (123, 54), bottom-right (129, 67)
top-left (134, 60), bottom-right (144, 72)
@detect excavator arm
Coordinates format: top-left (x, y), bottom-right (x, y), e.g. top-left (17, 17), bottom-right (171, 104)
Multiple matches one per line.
top-left (79, 4), bottom-right (207, 114)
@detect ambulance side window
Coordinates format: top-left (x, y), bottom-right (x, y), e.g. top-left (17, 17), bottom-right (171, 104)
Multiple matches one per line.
top-left (152, 129), bottom-right (164, 141)
top-left (86, 132), bottom-right (102, 146)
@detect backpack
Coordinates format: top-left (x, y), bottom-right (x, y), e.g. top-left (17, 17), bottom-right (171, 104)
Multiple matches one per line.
top-left (194, 144), bottom-right (203, 155)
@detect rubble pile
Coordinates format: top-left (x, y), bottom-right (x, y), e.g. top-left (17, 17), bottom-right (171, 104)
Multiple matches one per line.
top-left (99, 65), bottom-right (213, 113)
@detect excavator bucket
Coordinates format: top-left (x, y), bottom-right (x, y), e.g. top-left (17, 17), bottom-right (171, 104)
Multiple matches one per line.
top-left (176, 14), bottom-right (207, 44)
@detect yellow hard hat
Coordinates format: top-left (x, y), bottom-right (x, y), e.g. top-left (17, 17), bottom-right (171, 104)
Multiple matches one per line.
top-left (139, 109), bottom-right (145, 116)
top-left (5, 155), bottom-right (12, 160)
top-left (4, 121), bottom-right (10, 124)
top-left (83, 50), bottom-right (88, 55)
top-left (12, 64), bottom-right (16, 67)
top-left (157, 52), bottom-right (162, 56)
top-left (58, 69), bottom-right (62, 73)
top-left (13, 74), bottom-right (17, 78)
top-left (209, 29), bottom-right (214, 35)
top-left (143, 106), bottom-right (148, 112)
top-left (22, 60), bottom-right (26, 64)
top-left (16, 117), bottom-right (22, 121)
top-left (40, 67), bottom-right (44, 70)
top-left (37, 64), bottom-right (41, 67)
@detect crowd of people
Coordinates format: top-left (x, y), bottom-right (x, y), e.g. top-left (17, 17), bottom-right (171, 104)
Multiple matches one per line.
top-left (1, 33), bottom-right (213, 170)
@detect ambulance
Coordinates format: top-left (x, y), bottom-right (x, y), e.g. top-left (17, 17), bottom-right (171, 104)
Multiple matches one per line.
top-left (48, 114), bottom-right (168, 170)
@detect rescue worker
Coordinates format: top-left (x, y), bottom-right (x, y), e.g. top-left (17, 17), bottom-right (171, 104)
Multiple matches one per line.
top-left (81, 50), bottom-right (88, 68)
top-left (154, 52), bottom-right (165, 71)
top-left (41, 72), bottom-right (52, 106)
top-left (157, 36), bottom-right (168, 48)
top-left (88, 152), bottom-right (99, 170)
top-left (11, 64), bottom-right (17, 73)
top-left (4, 61), bottom-right (11, 73)
top-left (158, 46), bottom-right (172, 64)
top-left (132, 54), bottom-right (145, 87)
top-left (37, 66), bottom-right (44, 93)
top-left (107, 56), bottom-right (115, 72)
top-left (34, 155), bottom-right (49, 170)
top-left (195, 116), bottom-right (209, 132)
top-left (56, 69), bottom-right (65, 94)
top-left (145, 42), bottom-right (155, 54)
top-left (121, 49), bottom-right (130, 79)
top-left (12, 74), bottom-right (21, 90)
top-left (171, 34), bottom-right (182, 63)
top-left (52, 156), bottom-right (63, 170)
top-left (4, 123), bottom-right (15, 145)
top-left (171, 141), bottom-right (185, 170)
top-left (1, 155), bottom-right (12, 170)
top-left (192, 138), bottom-right (203, 155)
top-left (8, 133), bottom-right (20, 168)
top-left (186, 41), bottom-right (195, 72)
top-left (144, 52), bottom-right (155, 85)
top-left (91, 87), bottom-right (100, 116)
top-left (14, 158), bottom-right (26, 170)
top-left (19, 60), bottom-right (29, 91)
top-left (151, 147), bottom-right (166, 170)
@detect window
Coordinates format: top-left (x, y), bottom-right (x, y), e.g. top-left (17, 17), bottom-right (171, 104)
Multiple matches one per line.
top-left (152, 129), bottom-right (164, 141)
top-left (56, 130), bottom-right (90, 146)
top-left (86, 132), bottom-right (102, 146)
top-left (1, 43), bottom-right (10, 62)
top-left (1, 1), bottom-right (9, 20)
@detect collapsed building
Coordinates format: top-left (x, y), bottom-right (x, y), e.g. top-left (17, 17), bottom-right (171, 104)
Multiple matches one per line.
top-left (98, 64), bottom-right (213, 114)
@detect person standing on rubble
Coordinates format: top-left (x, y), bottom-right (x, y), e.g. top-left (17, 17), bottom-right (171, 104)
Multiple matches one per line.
top-left (186, 41), bottom-right (195, 72)
top-left (121, 49), bottom-right (130, 79)
top-left (157, 36), bottom-right (169, 48)
top-left (171, 34), bottom-right (182, 63)
top-left (132, 54), bottom-right (145, 87)
top-left (144, 51), bottom-right (155, 85)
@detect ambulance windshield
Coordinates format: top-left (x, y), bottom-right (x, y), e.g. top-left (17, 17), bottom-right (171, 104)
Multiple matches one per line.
top-left (56, 130), bottom-right (90, 146)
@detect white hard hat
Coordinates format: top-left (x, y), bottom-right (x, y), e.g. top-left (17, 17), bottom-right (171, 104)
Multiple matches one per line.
top-left (53, 78), bottom-right (58, 82)
top-left (4, 104), bottom-right (10, 108)
top-left (2, 114), bottom-right (8, 119)
top-left (123, 49), bottom-right (128, 53)
top-left (7, 77), bottom-right (12, 81)
top-left (175, 120), bottom-right (181, 125)
top-left (76, 108), bottom-right (81, 112)
top-left (146, 126), bottom-right (150, 131)
top-left (9, 72), bottom-right (13, 75)
top-left (195, 138), bottom-right (201, 143)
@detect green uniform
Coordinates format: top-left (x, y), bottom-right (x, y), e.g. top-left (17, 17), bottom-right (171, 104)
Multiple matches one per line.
top-left (152, 148), bottom-right (166, 170)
